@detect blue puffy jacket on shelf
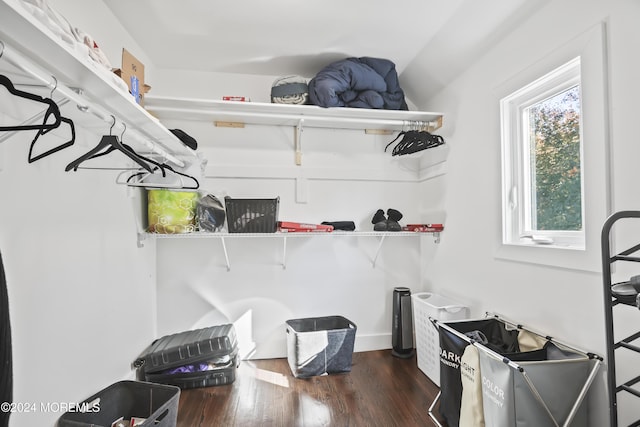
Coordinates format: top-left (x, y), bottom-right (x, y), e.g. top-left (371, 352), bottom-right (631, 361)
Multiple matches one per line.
top-left (308, 57), bottom-right (408, 110)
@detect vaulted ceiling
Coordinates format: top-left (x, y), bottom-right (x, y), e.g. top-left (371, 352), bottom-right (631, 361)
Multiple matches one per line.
top-left (103, 0), bottom-right (548, 104)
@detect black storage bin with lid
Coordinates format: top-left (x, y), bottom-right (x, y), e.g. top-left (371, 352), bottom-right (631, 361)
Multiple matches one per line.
top-left (134, 324), bottom-right (239, 390)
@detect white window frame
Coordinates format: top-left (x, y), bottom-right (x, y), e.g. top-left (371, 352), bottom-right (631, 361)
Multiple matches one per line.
top-left (501, 57), bottom-right (584, 249)
top-left (495, 23), bottom-right (610, 273)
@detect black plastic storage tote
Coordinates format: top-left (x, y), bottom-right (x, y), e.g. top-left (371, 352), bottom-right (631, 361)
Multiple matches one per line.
top-left (57, 380), bottom-right (179, 427)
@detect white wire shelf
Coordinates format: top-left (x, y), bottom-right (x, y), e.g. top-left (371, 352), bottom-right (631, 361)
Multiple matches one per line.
top-left (144, 230), bottom-right (442, 270)
top-left (147, 230), bottom-right (432, 238)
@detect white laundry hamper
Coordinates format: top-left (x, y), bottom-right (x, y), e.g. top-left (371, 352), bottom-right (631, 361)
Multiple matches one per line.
top-left (411, 292), bottom-right (469, 386)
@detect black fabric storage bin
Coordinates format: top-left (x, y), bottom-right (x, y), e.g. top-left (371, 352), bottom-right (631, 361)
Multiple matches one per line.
top-left (224, 197), bottom-right (279, 233)
top-left (286, 315), bottom-right (357, 378)
top-left (134, 324), bottom-right (239, 390)
top-left (438, 318), bottom-right (520, 427)
top-left (57, 380), bottom-right (179, 427)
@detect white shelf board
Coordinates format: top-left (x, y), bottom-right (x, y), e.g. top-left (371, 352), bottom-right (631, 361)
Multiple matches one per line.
top-left (147, 231), bottom-right (435, 238)
top-left (144, 95), bottom-right (444, 132)
top-left (0, 0), bottom-right (196, 160)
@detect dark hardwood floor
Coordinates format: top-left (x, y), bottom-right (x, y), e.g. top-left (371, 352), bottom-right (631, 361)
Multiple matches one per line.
top-left (176, 350), bottom-right (443, 427)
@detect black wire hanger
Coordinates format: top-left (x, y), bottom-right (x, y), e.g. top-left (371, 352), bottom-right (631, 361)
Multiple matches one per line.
top-left (27, 78), bottom-right (76, 163)
top-left (121, 164), bottom-right (200, 190)
top-left (384, 121), bottom-right (445, 156)
top-left (65, 116), bottom-right (154, 173)
top-left (0, 74), bottom-right (61, 132)
top-left (79, 123), bottom-right (166, 176)
top-left (27, 116), bottom-right (75, 163)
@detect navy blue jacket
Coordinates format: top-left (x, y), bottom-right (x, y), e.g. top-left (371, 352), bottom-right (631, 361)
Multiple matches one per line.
top-left (308, 57), bottom-right (408, 110)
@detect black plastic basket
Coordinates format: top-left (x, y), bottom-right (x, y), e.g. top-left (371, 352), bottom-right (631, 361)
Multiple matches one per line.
top-left (57, 380), bottom-right (180, 427)
top-left (224, 197), bottom-right (279, 233)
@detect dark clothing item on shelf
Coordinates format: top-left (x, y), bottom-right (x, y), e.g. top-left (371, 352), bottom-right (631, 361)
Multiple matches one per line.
top-left (170, 129), bottom-right (198, 150)
top-left (308, 57), bottom-right (408, 110)
top-left (321, 221), bottom-right (356, 231)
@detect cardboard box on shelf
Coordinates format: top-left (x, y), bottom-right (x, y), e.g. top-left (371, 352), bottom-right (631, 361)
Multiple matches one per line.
top-left (112, 48), bottom-right (150, 105)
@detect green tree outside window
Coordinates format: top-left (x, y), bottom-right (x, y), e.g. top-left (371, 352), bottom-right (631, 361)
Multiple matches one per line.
top-left (528, 86), bottom-right (582, 231)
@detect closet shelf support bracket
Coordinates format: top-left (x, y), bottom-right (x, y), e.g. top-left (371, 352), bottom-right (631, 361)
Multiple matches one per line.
top-left (372, 235), bottom-right (386, 268)
top-left (282, 236), bottom-right (288, 269)
top-left (136, 232), bottom-right (146, 248)
top-left (220, 236), bottom-right (231, 271)
top-left (294, 119), bottom-right (303, 166)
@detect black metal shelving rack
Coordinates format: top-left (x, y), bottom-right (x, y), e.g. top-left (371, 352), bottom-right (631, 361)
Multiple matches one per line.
top-left (602, 211), bottom-right (640, 427)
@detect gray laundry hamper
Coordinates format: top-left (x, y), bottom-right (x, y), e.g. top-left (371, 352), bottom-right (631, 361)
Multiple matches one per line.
top-left (478, 340), bottom-right (597, 427)
top-left (430, 313), bottom-right (603, 427)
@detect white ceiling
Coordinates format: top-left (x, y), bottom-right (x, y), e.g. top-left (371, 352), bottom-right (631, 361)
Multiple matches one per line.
top-left (102, 0), bottom-right (548, 102)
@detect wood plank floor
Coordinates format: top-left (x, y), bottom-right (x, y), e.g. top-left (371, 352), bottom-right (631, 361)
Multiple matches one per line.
top-left (176, 350), bottom-right (444, 427)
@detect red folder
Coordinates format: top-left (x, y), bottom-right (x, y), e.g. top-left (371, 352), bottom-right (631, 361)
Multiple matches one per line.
top-left (278, 221), bottom-right (334, 232)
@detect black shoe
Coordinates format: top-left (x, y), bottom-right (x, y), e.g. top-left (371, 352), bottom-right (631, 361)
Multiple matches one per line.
top-left (387, 208), bottom-right (403, 222)
top-left (386, 220), bottom-right (401, 231)
top-left (373, 221), bottom-right (388, 231)
top-left (371, 209), bottom-right (386, 224)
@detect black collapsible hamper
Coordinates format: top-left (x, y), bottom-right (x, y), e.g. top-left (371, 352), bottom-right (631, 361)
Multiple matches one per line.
top-left (57, 380), bottom-right (179, 427)
top-left (134, 324), bottom-right (239, 389)
top-left (430, 314), bottom-right (602, 427)
top-left (436, 317), bottom-right (519, 427)
top-left (286, 316), bottom-right (357, 378)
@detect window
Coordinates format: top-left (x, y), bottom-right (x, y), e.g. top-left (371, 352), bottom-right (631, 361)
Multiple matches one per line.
top-left (496, 23), bottom-right (609, 272)
top-left (501, 57), bottom-right (584, 249)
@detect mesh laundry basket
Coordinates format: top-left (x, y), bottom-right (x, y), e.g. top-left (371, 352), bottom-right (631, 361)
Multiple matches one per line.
top-left (411, 292), bottom-right (468, 386)
top-left (430, 314), bottom-right (602, 427)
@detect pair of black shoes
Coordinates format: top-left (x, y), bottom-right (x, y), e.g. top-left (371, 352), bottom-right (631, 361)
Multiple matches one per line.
top-left (372, 209), bottom-right (403, 231)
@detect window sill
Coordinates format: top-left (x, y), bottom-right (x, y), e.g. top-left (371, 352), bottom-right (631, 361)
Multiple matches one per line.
top-left (495, 242), bottom-right (600, 273)
top-left (514, 238), bottom-right (584, 251)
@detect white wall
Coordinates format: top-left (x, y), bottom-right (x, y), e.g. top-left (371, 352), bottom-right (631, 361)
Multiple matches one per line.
top-left (0, 2), bottom-right (159, 426)
top-left (0, 126), bottom-right (157, 427)
top-left (410, 0), bottom-right (640, 425)
top-left (151, 119), bottom-right (436, 358)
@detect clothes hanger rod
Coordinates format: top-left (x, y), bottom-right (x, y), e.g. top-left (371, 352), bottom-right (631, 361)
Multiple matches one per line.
top-left (0, 40), bottom-right (186, 168)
